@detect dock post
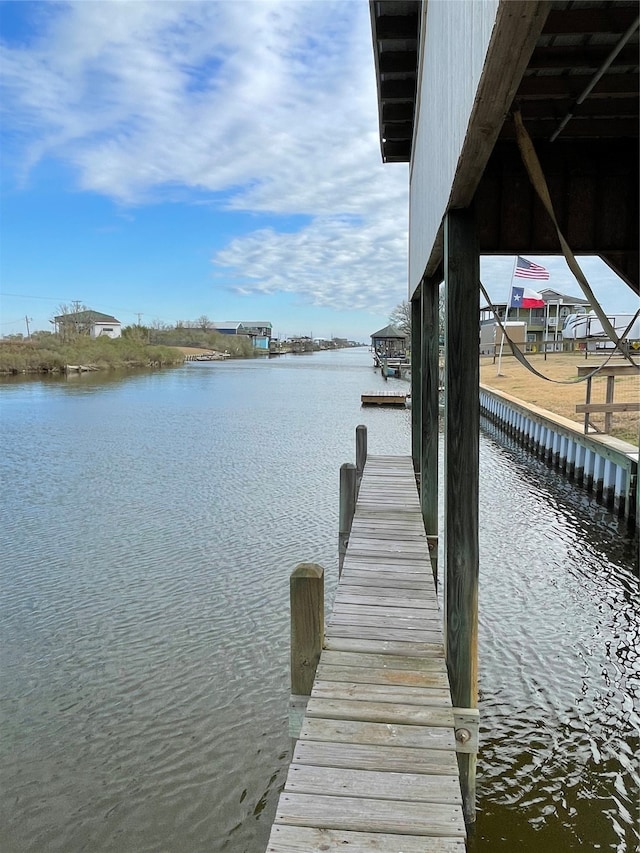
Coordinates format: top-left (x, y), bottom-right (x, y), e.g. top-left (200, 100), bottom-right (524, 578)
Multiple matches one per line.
top-left (339, 462), bottom-right (357, 576)
top-left (289, 563), bottom-right (324, 737)
top-left (421, 271), bottom-right (442, 586)
top-left (355, 425), bottom-right (367, 495)
top-left (444, 208), bottom-right (479, 827)
top-left (411, 290), bottom-right (422, 478)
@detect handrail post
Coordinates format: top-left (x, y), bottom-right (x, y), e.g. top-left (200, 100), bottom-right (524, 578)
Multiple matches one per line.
top-left (289, 563), bottom-right (324, 737)
top-left (339, 463), bottom-right (357, 576)
top-left (355, 425), bottom-right (367, 495)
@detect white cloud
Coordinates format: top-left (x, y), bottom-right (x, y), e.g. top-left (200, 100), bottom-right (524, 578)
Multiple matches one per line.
top-left (215, 212), bottom-right (409, 313)
top-left (2, 1), bottom-right (635, 321)
top-left (1, 0), bottom-right (413, 315)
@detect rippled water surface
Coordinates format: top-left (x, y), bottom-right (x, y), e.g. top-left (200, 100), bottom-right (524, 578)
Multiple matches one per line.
top-left (1, 349), bottom-right (637, 852)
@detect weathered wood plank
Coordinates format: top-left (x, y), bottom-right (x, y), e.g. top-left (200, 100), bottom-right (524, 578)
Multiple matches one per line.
top-left (315, 663), bottom-right (449, 688)
top-left (274, 793), bottom-right (465, 837)
top-left (293, 739), bottom-right (459, 775)
top-left (332, 603), bottom-right (441, 621)
top-left (339, 573), bottom-right (434, 591)
top-left (323, 636), bottom-right (445, 657)
top-left (350, 522), bottom-right (427, 534)
top-left (319, 650), bottom-right (448, 672)
top-left (299, 717), bottom-right (456, 749)
top-left (336, 592), bottom-right (438, 609)
top-left (305, 697), bottom-right (454, 727)
top-left (329, 609), bottom-right (442, 627)
top-left (343, 558), bottom-right (432, 573)
top-left (311, 680), bottom-right (452, 706)
top-left (267, 825), bottom-right (466, 852)
top-left (285, 764), bottom-right (463, 803)
top-left (325, 624), bottom-right (443, 643)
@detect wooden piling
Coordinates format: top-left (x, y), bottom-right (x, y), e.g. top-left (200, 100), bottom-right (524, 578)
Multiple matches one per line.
top-left (421, 272), bottom-right (442, 588)
top-left (355, 425), bottom-right (367, 494)
top-left (339, 463), bottom-right (357, 576)
top-left (444, 208), bottom-right (479, 827)
top-left (411, 291), bottom-right (422, 476)
top-left (290, 563), bottom-right (324, 697)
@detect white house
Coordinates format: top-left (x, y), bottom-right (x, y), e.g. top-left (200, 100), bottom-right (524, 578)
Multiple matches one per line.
top-left (53, 310), bottom-right (122, 339)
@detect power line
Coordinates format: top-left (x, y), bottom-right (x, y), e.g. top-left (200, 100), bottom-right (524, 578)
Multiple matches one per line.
top-left (0, 293), bottom-right (151, 322)
top-left (0, 292), bottom-right (71, 301)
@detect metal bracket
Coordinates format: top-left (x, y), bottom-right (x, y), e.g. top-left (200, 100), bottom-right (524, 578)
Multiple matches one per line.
top-left (452, 707), bottom-right (479, 754)
top-left (288, 694), bottom-right (308, 738)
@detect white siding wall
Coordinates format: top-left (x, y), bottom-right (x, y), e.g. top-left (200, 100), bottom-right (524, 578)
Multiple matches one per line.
top-left (90, 323), bottom-right (122, 339)
top-left (409, 0), bottom-right (500, 294)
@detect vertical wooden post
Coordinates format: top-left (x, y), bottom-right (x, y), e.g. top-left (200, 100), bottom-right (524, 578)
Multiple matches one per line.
top-left (421, 271), bottom-right (442, 586)
top-left (444, 208), bottom-right (479, 826)
top-left (411, 290), bottom-right (422, 477)
top-left (290, 563), bottom-right (324, 696)
top-left (584, 376), bottom-right (592, 433)
top-left (355, 425), bottom-right (367, 495)
top-left (604, 375), bottom-right (615, 434)
top-left (339, 462), bottom-right (357, 576)
top-left (289, 563), bottom-right (324, 737)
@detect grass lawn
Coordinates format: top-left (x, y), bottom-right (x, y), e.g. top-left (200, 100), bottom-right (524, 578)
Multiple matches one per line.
top-left (479, 351), bottom-right (639, 446)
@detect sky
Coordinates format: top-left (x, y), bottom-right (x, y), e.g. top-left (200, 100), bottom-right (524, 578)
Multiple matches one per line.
top-left (1, 0), bottom-right (638, 342)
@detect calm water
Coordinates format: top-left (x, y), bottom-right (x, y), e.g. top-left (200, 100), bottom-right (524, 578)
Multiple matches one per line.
top-left (0, 349), bottom-right (637, 853)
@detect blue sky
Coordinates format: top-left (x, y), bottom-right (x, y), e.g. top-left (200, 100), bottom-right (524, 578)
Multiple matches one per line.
top-left (1, 1), bottom-right (637, 341)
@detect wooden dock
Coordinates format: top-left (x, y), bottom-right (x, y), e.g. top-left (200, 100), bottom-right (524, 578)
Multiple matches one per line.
top-left (266, 455), bottom-right (466, 852)
top-left (361, 390), bottom-right (408, 407)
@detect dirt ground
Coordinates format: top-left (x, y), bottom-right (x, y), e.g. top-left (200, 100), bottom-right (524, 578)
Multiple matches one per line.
top-left (175, 346), bottom-right (216, 356)
top-left (479, 351), bottom-right (639, 445)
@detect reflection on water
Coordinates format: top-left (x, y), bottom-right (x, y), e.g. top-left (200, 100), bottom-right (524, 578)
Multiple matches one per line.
top-left (473, 424), bottom-right (639, 852)
top-left (0, 350), bottom-right (637, 852)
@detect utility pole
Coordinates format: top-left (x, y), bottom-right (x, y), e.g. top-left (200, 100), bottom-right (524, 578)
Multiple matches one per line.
top-left (25, 315), bottom-right (32, 338)
top-left (136, 313), bottom-right (143, 326)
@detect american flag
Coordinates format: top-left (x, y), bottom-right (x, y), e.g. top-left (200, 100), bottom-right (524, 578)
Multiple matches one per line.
top-left (514, 256), bottom-right (550, 280)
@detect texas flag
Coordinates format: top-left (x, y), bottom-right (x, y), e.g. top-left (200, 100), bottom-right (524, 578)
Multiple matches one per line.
top-left (510, 285), bottom-right (545, 309)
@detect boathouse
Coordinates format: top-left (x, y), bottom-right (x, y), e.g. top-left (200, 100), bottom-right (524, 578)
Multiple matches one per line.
top-left (369, 0), bottom-right (639, 825)
top-left (370, 323), bottom-right (407, 357)
top-left (212, 321), bottom-right (272, 350)
top-left (266, 4), bottom-right (638, 849)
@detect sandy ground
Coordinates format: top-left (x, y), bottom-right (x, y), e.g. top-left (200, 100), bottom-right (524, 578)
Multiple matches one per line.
top-left (479, 351), bottom-right (639, 444)
top-left (176, 346), bottom-right (217, 356)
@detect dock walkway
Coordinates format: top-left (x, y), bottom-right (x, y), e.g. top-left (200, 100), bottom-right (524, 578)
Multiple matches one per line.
top-left (266, 455), bottom-right (466, 851)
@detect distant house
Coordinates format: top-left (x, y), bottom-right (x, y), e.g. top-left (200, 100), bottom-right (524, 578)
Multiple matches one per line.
top-left (371, 324), bottom-right (407, 356)
top-left (53, 310), bottom-right (122, 339)
top-left (238, 321), bottom-right (272, 350)
top-left (213, 321), bottom-right (272, 350)
top-left (480, 288), bottom-right (590, 351)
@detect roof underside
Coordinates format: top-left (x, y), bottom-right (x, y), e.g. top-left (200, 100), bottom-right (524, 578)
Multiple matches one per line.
top-left (371, 0), bottom-right (639, 162)
top-left (370, 0), bottom-right (639, 291)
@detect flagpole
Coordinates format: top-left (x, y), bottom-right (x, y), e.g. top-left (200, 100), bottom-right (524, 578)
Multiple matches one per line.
top-left (544, 299), bottom-right (549, 360)
top-left (497, 256), bottom-right (518, 376)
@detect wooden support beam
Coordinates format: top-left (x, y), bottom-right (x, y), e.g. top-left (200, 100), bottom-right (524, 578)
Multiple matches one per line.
top-left (411, 290), bottom-right (422, 475)
top-left (420, 273), bottom-right (441, 582)
top-left (444, 208), bottom-right (479, 826)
